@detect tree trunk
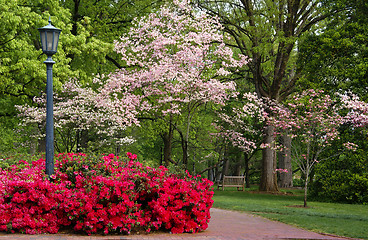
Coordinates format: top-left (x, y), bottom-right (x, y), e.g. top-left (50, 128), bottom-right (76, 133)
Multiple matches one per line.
top-left (76, 129), bottom-right (81, 152)
top-left (162, 131), bottom-right (173, 166)
top-left (260, 125), bottom-right (279, 192)
top-left (181, 138), bottom-right (188, 166)
top-left (304, 173), bottom-right (309, 208)
top-left (161, 117), bottom-right (174, 166)
top-left (208, 168), bottom-right (214, 182)
top-left (244, 152), bottom-right (250, 188)
top-left (234, 154), bottom-right (243, 176)
top-left (80, 129), bottom-right (88, 152)
top-left (182, 107), bottom-right (195, 167)
top-left (207, 156), bottom-right (215, 182)
top-left (115, 144), bottom-right (121, 156)
top-left (278, 134), bottom-right (293, 188)
top-left (215, 163), bottom-right (222, 183)
top-left (29, 142), bottom-right (36, 155)
top-left (221, 146), bottom-right (230, 177)
top-left (222, 158), bottom-right (230, 177)
top-left (29, 129), bottom-right (37, 155)
top-left (38, 138), bottom-right (46, 153)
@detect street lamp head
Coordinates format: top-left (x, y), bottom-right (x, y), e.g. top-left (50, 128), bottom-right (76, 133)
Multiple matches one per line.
top-left (38, 17), bottom-right (61, 56)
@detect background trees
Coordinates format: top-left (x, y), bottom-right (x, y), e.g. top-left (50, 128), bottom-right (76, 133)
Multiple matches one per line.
top-left (193, 0), bottom-right (341, 191)
top-left (298, 0), bottom-right (368, 97)
top-left (2, 0), bottom-right (368, 203)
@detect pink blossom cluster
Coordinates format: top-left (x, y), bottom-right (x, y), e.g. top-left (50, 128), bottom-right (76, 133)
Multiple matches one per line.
top-left (339, 93), bottom-right (368, 127)
top-left (269, 89), bottom-right (344, 146)
top-left (342, 142), bottom-right (358, 151)
top-left (0, 153), bottom-right (213, 235)
top-left (213, 92), bottom-right (267, 153)
top-left (96, 1), bottom-right (248, 123)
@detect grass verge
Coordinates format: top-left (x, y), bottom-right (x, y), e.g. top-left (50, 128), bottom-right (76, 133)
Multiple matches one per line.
top-left (212, 187), bottom-right (368, 239)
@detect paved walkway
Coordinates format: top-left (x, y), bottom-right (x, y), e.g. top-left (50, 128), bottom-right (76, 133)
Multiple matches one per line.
top-left (0, 208), bottom-right (360, 240)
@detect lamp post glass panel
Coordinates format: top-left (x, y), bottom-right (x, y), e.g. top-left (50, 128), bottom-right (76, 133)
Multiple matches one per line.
top-left (38, 17), bottom-right (61, 177)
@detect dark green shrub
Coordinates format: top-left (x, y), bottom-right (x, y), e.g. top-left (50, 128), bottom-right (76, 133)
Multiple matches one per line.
top-left (310, 151), bottom-right (368, 204)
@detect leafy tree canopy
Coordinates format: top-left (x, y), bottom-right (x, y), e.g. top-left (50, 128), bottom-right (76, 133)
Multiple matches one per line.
top-left (298, 0), bottom-right (368, 98)
top-left (0, 0), bottom-right (163, 116)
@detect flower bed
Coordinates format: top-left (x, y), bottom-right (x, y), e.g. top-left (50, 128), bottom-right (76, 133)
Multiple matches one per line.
top-left (0, 153), bottom-right (213, 235)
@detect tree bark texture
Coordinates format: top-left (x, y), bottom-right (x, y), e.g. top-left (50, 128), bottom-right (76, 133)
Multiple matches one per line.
top-left (234, 155), bottom-right (243, 176)
top-left (161, 121), bottom-right (174, 166)
top-left (278, 134), bottom-right (293, 188)
top-left (222, 158), bottom-right (230, 177)
top-left (244, 152), bottom-right (250, 188)
top-left (162, 133), bottom-right (173, 166)
top-left (181, 138), bottom-right (188, 166)
top-left (259, 125), bottom-right (279, 192)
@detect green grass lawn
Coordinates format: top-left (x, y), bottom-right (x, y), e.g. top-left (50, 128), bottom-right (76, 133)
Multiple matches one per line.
top-left (212, 187), bottom-right (368, 239)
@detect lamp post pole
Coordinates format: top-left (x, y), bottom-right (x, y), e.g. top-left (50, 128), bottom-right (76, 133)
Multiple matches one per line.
top-left (45, 56), bottom-right (55, 176)
top-left (38, 17), bottom-right (61, 177)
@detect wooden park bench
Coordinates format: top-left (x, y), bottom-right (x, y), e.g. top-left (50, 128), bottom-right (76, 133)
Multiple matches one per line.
top-left (217, 175), bottom-right (245, 191)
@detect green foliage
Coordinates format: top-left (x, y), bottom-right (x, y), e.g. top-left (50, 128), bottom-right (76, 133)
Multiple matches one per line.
top-left (298, 0), bottom-right (368, 98)
top-left (0, 115), bottom-right (33, 154)
top-left (310, 125), bottom-right (368, 204)
top-left (0, 0), bottom-right (165, 156)
top-left (0, 152), bottom-right (43, 170)
top-left (310, 151), bottom-right (368, 204)
top-left (0, 0), bottom-right (71, 99)
top-left (0, 0), bottom-right (163, 117)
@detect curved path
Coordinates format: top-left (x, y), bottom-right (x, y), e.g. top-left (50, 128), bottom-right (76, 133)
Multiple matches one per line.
top-left (0, 208), bottom-right (360, 240)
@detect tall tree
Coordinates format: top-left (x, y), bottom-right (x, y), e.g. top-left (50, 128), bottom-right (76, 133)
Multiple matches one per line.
top-left (213, 92), bottom-right (266, 185)
top-left (96, 1), bottom-right (247, 167)
top-left (194, 0), bottom-right (340, 191)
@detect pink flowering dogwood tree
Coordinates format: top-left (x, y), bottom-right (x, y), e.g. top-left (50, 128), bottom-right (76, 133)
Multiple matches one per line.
top-left (95, 0), bottom-right (248, 166)
top-left (269, 89), bottom-right (357, 207)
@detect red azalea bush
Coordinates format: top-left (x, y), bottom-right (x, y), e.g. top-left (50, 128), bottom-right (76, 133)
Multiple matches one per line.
top-left (0, 153), bottom-right (213, 235)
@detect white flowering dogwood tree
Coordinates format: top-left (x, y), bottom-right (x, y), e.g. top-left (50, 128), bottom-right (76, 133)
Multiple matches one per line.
top-left (214, 92), bottom-right (267, 154)
top-left (16, 80), bottom-right (134, 153)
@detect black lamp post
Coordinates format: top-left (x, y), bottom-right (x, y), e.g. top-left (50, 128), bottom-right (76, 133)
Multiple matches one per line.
top-left (38, 17), bottom-right (61, 177)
